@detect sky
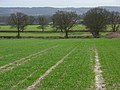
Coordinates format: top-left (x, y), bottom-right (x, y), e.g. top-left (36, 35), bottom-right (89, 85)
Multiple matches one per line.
top-left (0, 0), bottom-right (120, 8)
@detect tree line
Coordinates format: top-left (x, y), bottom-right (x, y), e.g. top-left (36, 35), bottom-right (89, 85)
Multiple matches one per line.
top-left (2, 7), bottom-right (120, 38)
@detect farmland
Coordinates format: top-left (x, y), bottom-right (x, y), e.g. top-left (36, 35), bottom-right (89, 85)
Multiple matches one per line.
top-left (0, 25), bottom-right (86, 31)
top-left (0, 39), bottom-right (120, 90)
top-left (0, 24), bottom-right (114, 38)
top-left (0, 24), bottom-right (115, 31)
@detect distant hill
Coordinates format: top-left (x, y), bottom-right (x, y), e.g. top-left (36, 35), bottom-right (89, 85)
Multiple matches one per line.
top-left (0, 6), bottom-right (120, 16)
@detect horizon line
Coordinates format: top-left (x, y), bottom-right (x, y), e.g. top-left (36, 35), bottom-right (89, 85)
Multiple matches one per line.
top-left (0, 5), bottom-right (120, 8)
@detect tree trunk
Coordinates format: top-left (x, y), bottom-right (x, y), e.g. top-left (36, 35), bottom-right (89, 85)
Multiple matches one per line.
top-left (92, 31), bottom-right (100, 38)
top-left (65, 30), bottom-right (68, 38)
top-left (61, 29), bottom-right (63, 32)
top-left (42, 25), bottom-right (44, 32)
top-left (112, 24), bottom-right (120, 32)
top-left (112, 24), bottom-right (116, 32)
top-left (115, 25), bottom-right (119, 32)
top-left (17, 27), bottom-right (20, 38)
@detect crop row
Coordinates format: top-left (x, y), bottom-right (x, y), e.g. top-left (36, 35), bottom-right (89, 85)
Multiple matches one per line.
top-left (96, 39), bottom-right (120, 90)
top-left (0, 42), bottom-right (76, 90)
top-left (36, 43), bottom-right (95, 90)
top-left (0, 39), bottom-right (59, 66)
top-left (0, 39), bottom-right (120, 90)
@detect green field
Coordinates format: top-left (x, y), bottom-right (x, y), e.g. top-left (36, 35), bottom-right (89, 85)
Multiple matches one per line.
top-left (0, 32), bottom-right (94, 38)
top-left (0, 24), bottom-right (117, 38)
top-left (0, 39), bottom-right (120, 90)
top-left (0, 25), bottom-right (86, 31)
top-left (0, 24), bottom-right (115, 31)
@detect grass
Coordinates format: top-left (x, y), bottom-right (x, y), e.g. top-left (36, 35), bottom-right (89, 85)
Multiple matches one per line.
top-left (21, 32), bottom-right (65, 37)
top-left (0, 24), bottom-right (117, 38)
top-left (0, 25), bottom-right (86, 31)
top-left (96, 39), bottom-right (120, 90)
top-left (0, 40), bottom-right (58, 66)
top-left (37, 42), bottom-right (95, 90)
top-left (1, 24), bottom-right (119, 31)
top-left (0, 45), bottom-right (76, 90)
top-left (0, 32), bottom-right (110, 38)
top-left (0, 39), bottom-right (120, 90)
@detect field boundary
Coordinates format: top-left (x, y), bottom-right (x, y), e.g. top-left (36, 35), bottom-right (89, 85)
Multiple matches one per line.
top-left (0, 30), bottom-right (112, 33)
top-left (94, 48), bottom-right (106, 90)
top-left (0, 30), bottom-right (112, 39)
top-left (0, 45), bottom-right (58, 74)
top-left (26, 47), bottom-right (77, 90)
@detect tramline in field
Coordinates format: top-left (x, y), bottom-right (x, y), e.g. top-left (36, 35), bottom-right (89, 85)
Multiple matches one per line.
top-left (0, 39), bottom-right (120, 90)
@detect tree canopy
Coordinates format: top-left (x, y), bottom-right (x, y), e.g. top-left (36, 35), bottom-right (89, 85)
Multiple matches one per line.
top-left (52, 11), bottom-right (79, 38)
top-left (8, 12), bottom-right (29, 38)
top-left (83, 8), bottom-right (109, 38)
top-left (108, 11), bottom-right (120, 32)
top-left (38, 16), bottom-right (48, 31)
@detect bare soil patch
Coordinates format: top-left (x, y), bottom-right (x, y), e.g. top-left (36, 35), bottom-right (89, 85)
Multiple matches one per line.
top-left (94, 49), bottom-right (106, 90)
top-left (106, 32), bottom-right (120, 38)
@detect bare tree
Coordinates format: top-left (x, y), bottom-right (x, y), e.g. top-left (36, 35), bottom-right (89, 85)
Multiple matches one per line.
top-left (83, 8), bottom-right (109, 38)
top-left (52, 11), bottom-right (79, 38)
top-left (8, 12), bottom-right (29, 38)
top-left (109, 11), bottom-right (120, 32)
top-left (28, 16), bottom-right (35, 25)
top-left (38, 16), bottom-right (48, 31)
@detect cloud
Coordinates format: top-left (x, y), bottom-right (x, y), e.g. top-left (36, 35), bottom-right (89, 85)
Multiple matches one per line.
top-left (0, 0), bottom-right (120, 7)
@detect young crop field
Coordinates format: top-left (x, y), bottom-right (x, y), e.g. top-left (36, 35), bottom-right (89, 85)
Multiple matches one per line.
top-left (95, 39), bottom-right (120, 90)
top-left (0, 32), bottom-right (110, 39)
top-left (0, 24), bottom-right (116, 31)
top-left (0, 39), bottom-right (120, 90)
top-left (0, 24), bottom-right (114, 38)
top-left (0, 25), bottom-right (86, 31)
top-left (0, 32), bottom-right (93, 38)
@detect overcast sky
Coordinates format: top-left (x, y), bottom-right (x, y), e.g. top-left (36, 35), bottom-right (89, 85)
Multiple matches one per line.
top-left (0, 0), bottom-right (120, 7)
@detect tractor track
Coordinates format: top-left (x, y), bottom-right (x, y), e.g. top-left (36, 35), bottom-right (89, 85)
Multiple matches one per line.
top-left (26, 47), bottom-right (77, 90)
